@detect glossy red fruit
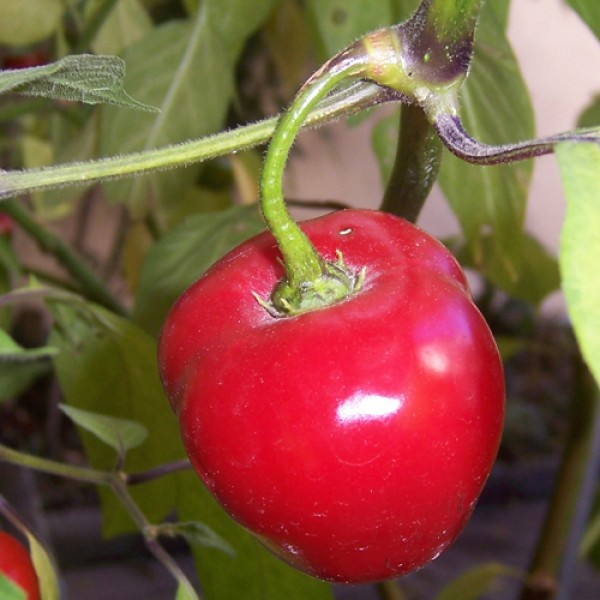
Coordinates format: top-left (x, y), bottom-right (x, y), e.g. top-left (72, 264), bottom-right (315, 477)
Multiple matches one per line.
top-left (158, 209), bottom-right (504, 583)
top-left (0, 532), bottom-right (40, 600)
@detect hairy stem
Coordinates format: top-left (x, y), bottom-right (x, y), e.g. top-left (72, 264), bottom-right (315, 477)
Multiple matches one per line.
top-left (0, 82), bottom-right (400, 202)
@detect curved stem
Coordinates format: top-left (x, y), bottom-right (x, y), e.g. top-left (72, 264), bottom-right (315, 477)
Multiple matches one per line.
top-left (0, 82), bottom-right (400, 202)
top-left (380, 104), bottom-right (442, 222)
top-left (259, 49), bottom-right (368, 287)
top-left (433, 113), bottom-right (600, 164)
top-left (126, 459), bottom-right (192, 485)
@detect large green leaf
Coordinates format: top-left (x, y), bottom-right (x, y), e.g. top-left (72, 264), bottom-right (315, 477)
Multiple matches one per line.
top-left (557, 142), bottom-right (600, 386)
top-left (132, 204), bottom-right (266, 337)
top-left (567, 0), bottom-right (600, 40)
top-left (87, 0), bottom-right (153, 55)
top-left (100, 0), bottom-right (279, 216)
top-left (177, 471), bottom-right (333, 600)
top-left (48, 299), bottom-right (185, 536)
top-left (304, 0), bottom-right (392, 58)
top-left (438, 0), bottom-right (534, 280)
top-left (454, 232), bottom-right (560, 306)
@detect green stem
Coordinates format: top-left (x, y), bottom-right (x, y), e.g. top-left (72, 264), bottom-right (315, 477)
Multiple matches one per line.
top-left (110, 478), bottom-right (201, 600)
top-left (1, 200), bottom-right (127, 315)
top-left (380, 104), bottom-right (442, 222)
top-left (260, 50), bottom-right (367, 287)
top-left (519, 364), bottom-right (600, 600)
top-left (0, 443), bottom-right (112, 486)
top-left (0, 82), bottom-right (397, 202)
top-left (0, 443), bottom-right (201, 598)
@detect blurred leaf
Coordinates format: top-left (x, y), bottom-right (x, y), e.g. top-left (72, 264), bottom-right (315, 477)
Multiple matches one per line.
top-left (434, 562), bottom-right (521, 600)
top-left (230, 151), bottom-right (262, 205)
top-left (305, 0), bottom-right (392, 58)
top-left (567, 0), bottom-right (600, 40)
top-left (557, 142), bottom-right (600, 387)
top-left (132, 205), bottom-right (265, 337)
top-left (0, 361), bottom-right (50, 402)
top-left (100, 0), bottom-right (279, 216)
top-left (48, 299), bottom-right (185, 536)
top-left (372, 109), bottom-right (400, 185)
top-left (60, 403), bottom-right (148, 454)
top-left (0, 575), bottom-right (25, 600)
top-left (87, 0), bottom-right (153, 55)
top-left (578, 94), bottom-right (600, 128)
top-left (157, 521), bottom-right (234, 556)
top-left (0, 0), bottom-right (64, 46)
top-left (456, 233), bottom-right (560, 305)
top-left (175, 583), bottom-right (200, 600)
top-left (33, 113), bottom-right (100, 220)
top-left (0, 55), bottom-right (158, 112)
top-left (177, 472), bottom-right (333, 600)
top-left (25, 531), bottom-right (60, 600)
top-left (0, 328), bottom-right (58, 362)
top-left (438, 0), bottom-right (534, 283)
top-left (263, 1), bottom-right (312, 98)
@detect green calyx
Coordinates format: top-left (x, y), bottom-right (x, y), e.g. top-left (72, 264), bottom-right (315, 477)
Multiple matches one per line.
top-left (256, 252), bottom-right (366, 318)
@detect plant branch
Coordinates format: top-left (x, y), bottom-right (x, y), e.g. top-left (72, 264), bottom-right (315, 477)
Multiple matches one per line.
top-left (519, 363), bottom-right (600, 600)
top-left (1, 199), bottom-right (127, 315)
top-left (380, 104), bottom-right (442, 222)
top-left (0, 443), bottom-right (112, 486)
top-left (126, 459), bottom-right (192, 485)
top-left (433, 113), bottom-right (600, 164)
top-left (0, 82), bottom-right (401, 202)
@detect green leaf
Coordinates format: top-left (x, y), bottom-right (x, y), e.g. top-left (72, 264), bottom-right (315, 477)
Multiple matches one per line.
top-left (567, 0), bottom-right (600, 41)
top-left (434, 562), bottom-right (521, 600)
top-left (156, 521), bottom-right (234, 556)
top-left (455, 233), bottom-right (560, 306)
top-left (48, 299), bottom-right (185, 536)
top-left (132, 205), bottom-right (266, 337)
top-left (557, 142), bottom-right (600, 387)
top-left (0, 328), bottom-right (58, 362)
top-left (87, 0), bottom-right (153, 56)
top-left (578, 94), bottom-right (600, 128)
top-left (371, 109), bottom-right (400, 185)
top-left (0, 0), bottom-right (64, 46)
top-left (0, 55), bottom-right (158, 112)
top-left (304, 0), bottom-right (392, 58)
top-left (60, 403), bottom-right (148, 454)
top-left (177, 472), bottom-right (333, 600)
top-left (0, 361), bottom-right (50, 402)
top-left (100, 0), bottom-right (279, 215)
top-left (438, 0), bottom-right (534, 283)
top-left (25, 531), bottom-right (61, 600)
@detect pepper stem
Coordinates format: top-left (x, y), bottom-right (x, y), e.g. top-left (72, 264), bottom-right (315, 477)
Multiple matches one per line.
top-left (258, 47), bottom-right (369, 316)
